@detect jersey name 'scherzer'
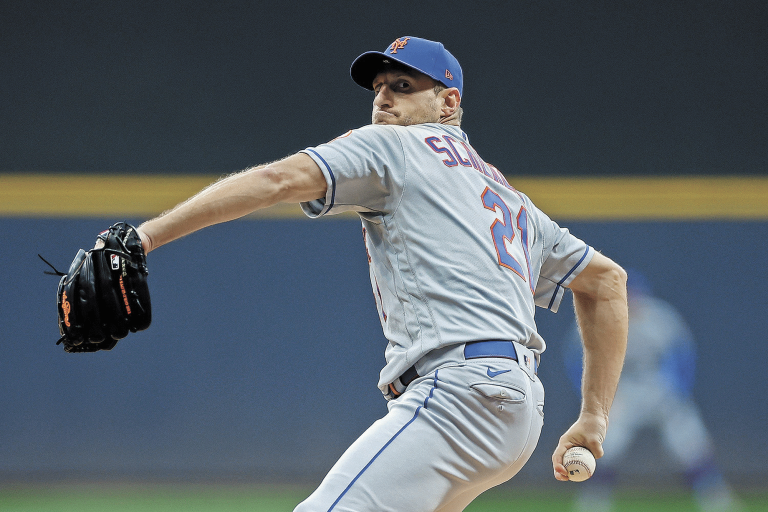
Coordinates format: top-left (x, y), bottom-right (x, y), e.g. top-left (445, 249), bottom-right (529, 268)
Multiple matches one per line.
top-left (301, 123), bottom-right (593, 389)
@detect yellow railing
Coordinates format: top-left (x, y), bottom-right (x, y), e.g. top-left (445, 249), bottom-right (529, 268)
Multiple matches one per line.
top-left (1, 174), bottom-right (766, 220)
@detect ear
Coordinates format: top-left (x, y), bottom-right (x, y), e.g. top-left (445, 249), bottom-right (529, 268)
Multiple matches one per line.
top-left (439, 88), bottom-right (461, 117)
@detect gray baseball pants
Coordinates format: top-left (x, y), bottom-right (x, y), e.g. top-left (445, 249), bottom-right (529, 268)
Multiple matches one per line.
top-left (295, 356), bottom-right (545, 512)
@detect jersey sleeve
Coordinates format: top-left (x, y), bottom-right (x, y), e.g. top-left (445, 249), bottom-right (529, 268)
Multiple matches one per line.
top-left (531, 209), bottom-right (594, 313)
top-left (299, 125), bottom-right (407, 218)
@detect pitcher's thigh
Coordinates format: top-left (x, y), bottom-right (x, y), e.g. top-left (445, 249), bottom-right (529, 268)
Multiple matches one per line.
top-left (296, 366), bottom-right (543, 512)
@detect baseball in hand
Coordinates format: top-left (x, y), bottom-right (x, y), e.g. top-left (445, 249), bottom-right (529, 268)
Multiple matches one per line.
top-left (563, 446), bottom-right (596, 482)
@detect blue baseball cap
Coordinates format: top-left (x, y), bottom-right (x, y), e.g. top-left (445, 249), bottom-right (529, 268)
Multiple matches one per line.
top-left (350, 36), bottom-right (463, 97)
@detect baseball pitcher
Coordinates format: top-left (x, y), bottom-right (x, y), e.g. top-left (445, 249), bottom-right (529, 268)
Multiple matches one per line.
top-left (55, 37), bottom-right (628, 511)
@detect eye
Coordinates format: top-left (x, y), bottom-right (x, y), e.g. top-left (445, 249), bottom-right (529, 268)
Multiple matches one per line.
top-left (396, 80), bottom-right (411, 91)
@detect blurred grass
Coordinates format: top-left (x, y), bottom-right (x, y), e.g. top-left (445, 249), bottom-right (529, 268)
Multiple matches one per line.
top-left (0, 484), bottom-right (765, 511)
top-left (0, 485), bottom-right (305, 512)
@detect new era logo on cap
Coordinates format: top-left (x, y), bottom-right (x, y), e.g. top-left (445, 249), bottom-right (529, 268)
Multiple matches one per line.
top-left (350, 36), bottom-right (463, 96)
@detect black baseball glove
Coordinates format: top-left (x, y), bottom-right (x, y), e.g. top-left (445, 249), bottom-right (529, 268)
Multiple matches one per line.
top-left (41, 222), bottom-right (151, 352)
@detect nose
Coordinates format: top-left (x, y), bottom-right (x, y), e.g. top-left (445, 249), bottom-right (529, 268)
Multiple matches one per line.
top-left (374, 85), bottom-right (393, 109)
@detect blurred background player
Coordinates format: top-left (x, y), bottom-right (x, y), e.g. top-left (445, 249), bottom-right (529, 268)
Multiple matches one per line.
top-left (564, 269), bottom-right (741, 512)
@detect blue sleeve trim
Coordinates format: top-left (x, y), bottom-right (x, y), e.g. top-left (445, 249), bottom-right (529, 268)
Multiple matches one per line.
top-left (305, 148), bottom-right (336, 212)
top-left (547, 246), bottom-right (592, 310)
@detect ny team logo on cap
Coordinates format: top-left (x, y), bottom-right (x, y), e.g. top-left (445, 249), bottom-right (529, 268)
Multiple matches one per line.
top-left (389, 37), bottom-right (410, 54)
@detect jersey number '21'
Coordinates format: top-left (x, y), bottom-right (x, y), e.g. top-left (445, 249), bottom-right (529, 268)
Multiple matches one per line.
top-left (481, 187), bottom-right (534, 293)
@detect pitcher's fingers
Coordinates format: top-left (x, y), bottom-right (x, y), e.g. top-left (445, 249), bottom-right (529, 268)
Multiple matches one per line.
top-left (552, 443), bottom-right (570, 481)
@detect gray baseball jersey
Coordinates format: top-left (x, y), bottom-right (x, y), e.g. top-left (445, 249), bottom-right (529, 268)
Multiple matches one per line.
top-left (295, 123), bottom-right (594, 511)
top-left (301, 123), bottom-right (593, 393)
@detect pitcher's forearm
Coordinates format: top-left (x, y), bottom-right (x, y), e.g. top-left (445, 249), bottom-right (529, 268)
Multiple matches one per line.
top-left (138, 154), bottom-right (327, 253)
top-left (139, 165), bottom-right (276, 251)
top-left (552, 254), bottom-right (627, 481)
top-left (574, 267), bottom-right (628, 418)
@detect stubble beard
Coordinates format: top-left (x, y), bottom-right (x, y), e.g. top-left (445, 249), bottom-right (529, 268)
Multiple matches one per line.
top-left (372, 102), bottom-right (441, 126)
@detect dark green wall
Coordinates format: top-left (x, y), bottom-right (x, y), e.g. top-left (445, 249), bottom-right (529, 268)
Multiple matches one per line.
top-left (2, 1), bottom-right (765, 176)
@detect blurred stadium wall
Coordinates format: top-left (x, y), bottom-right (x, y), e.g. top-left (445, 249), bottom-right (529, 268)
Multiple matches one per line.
top-left (1, 0), bottom-right (765, 491)
top-left (1, 178), bottom-right (766, 489)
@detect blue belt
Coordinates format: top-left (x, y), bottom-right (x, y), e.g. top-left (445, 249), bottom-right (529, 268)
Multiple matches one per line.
top-left (465, 340), bottom-right (518, 359)
top-left (397, 340), bottom-right (535, 392)
top-left (465, 340), bottom-right (538, 374)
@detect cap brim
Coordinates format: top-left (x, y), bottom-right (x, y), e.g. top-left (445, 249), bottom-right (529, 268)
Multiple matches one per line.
top-left (350, 52), bottom-right (391, 90)
top-left (350, 51), bottom-right (425, 91)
